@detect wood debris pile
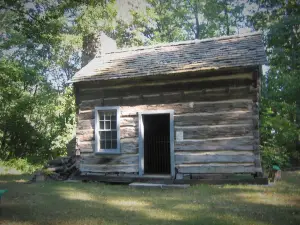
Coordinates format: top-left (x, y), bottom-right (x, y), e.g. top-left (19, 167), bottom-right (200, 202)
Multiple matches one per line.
top-left (30, 156), bottom-right (81, 182)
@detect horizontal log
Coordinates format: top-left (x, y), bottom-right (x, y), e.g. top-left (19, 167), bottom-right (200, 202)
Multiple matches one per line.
top-left (78, 120), bottom-right (95, 130)
top-left (79, 74), bottom-right (253, 101)
top-left (78, 110), bottom-right (94, 120)
top-left (80, 99), bottom-right (103, 110)
top-left (162, 92), bottom-right (182, 103)
top-left (192, 99), bottom-right (253, 113)
top-left (120, 117), bottom-right (138, 127)
top-left (182, 86), bottom-right (256, 102)
top-left (45, 166), bottom-right (64, 172)
top-left (81, 154), bottom-right (138, 165)
top-left (175, 152), bottom-right (255, 164)
top-left (121, 105), bottom-right (174, 117)
top-left (80, 148), bottom-right (93, 153)
top-left (174, 111), bottom-right (253, 126)
top-left (78, 138), bottom-right (138, 154)
top-left (76, 67), bottom-right (257, 89)
top-left (121, 138), bottom-right (138, 154)
top-left (175, 136), bottom-right (255, 151)
top-left (176, 124), bottom-right (253, 139)
top-left (77, 133), bottom-right (94, 142)
top-left (103, 97), bottom-right (121, 106)
top-left (79, 86), bottom-right (256, 110)
top-left (81, 73), bottom-right (253, 93)
top-left (76, 129), bottom-right (93, 135)
top-left (120, 99), bottom-right (253, 116)
top-left (176, 163), bottom-right (258, 174)
top-left (142, 94), bottom-right (165, 105)
top-left (122, 95), bottom-right (142, 106)
top-left (125, 86), bottom-right (255, 105)
top-left (120, 126), bottom-right (137, 139)
top-left (78, 141), bottom-right (94, 150)
top-left (80, 99), bottom-right (253, 117)
top-left (80, 164), bottom-right (139, 173)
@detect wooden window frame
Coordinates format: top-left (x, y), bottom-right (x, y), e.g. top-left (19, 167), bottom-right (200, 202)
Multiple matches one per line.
top-left (95, 106), bottom-right (121, 154)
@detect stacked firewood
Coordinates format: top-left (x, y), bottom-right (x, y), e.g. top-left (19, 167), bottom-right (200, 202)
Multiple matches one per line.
top-left (30, 155), bottom-right (81, 182)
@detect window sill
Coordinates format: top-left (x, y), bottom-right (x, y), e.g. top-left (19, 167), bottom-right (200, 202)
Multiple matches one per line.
top-left (94, 151), bottom-right (121, 155)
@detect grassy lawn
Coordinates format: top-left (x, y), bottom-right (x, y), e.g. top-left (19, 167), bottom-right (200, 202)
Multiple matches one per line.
top-left (0, 172), bottom-right (300, 225)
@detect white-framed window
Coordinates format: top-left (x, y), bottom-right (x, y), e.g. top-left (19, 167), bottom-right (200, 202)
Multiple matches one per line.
top-left (95, 107), bottom-right (120, 154)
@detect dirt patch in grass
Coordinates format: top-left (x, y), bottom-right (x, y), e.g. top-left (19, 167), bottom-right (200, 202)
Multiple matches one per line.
top-left (0, 172), bottom-right (300, 225)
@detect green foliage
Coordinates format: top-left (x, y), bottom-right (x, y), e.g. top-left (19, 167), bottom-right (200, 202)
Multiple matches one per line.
top-left (0, 158), bottom-right (43, 174)
top-left (248, 0), bottom-right (300, 167)
top-left (0, 0), bottom-right (113, 168)
top-left (260, 97), bottom-right (300, 169)
top-left (0, 0), bottom-right (299, 172)
top-left (75, 0), bottom-right (117, 34)
top-left (261, 146), bottom-right (290, 170)
top-left (128, 0), bottom-right (191, 44)
top-left (0, 59), bottom-right (76, 164)
top-left (117, 0), bottom-right (246, 45)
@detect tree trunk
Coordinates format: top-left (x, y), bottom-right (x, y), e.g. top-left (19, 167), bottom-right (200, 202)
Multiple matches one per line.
top-left (224, 0), bottom-right (230, 35)
top-left (296, 100), bottom-right (300, 152)
top-left (0, 126), bottom-right (7, 152)
top-left (194, 3), bottom-right (200, 39)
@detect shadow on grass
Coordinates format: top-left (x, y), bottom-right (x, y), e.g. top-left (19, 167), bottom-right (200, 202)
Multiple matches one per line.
top-left (0, 173), bottom-right (299, 225)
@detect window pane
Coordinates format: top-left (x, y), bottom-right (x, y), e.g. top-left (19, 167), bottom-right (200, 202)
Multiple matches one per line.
top-left (105, 140), bottom-right (111, 149)
top-left (100, 140), bottom-right (105, 149)
top-left (97, 109), bottom-right (118, 151)
top-left (106, 131), bottom-right (112, 139)
top-left (112, 131), bottom-right (117, 139)
top-left (105, 113), bottom-right (111, 120)
top-left (100, 131), bottom-right (105, 140)
top-left (99, 112), bottom-right (104, 120)
top-left (112, 140), bottom-right (117, 149)
top-left (105, 121), bottom-right (110, 130)
top-left (100, 121), bottom-right (104, 130)
top-left (111, 121), bottom-right (116, 130)
top-left (111, 113), bottom-right (116, 121)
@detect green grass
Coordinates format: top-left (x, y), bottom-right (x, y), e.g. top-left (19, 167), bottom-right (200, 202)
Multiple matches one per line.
top-left (0, 172), bottom-right (300, 225)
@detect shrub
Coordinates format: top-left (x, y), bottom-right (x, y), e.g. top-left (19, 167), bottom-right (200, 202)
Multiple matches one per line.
top-left (261, 145), bottom-right (290, 171)
top-left (0, 158), bottom-right (43, 174)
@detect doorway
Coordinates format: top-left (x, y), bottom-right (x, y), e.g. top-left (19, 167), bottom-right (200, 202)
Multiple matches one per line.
top-left (138, 110), bottom-right (174, 177)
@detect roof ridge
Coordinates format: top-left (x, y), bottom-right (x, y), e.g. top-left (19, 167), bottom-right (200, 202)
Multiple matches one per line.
top-left (100, 31), bottom-right (262, 56)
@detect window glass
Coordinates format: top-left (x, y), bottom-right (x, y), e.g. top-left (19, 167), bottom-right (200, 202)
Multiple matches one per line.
top-left (112, 140), bottom-right (117, 149)
top-left (98, 110), bottom-right (118, 151)
top-left (112, 131), bottom-right (117, 139)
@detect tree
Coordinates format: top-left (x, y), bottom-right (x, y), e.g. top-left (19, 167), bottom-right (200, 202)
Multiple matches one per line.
top-left (128, 0), bottom-right (191, 44)
top-left (0, 0), bottom-right (131, 165)
top-left (118, 0), bottom-right (246, 45)
top-left (248, 0), bottom-right (300, 166)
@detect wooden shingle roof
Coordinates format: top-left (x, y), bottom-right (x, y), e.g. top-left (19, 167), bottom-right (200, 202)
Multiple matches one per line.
top-left (72, 32), bottom-right (267, 83)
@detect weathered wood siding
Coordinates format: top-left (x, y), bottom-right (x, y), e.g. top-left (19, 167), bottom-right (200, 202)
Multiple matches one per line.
top-left (75, 69), bottom-right (262, 175)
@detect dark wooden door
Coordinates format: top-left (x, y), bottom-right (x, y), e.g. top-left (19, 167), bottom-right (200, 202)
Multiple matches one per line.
top-left (143, 114), bottom-right (170, 174)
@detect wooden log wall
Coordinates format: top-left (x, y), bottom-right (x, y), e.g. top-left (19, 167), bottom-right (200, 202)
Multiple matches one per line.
top-left (75, 69), bottom-right (262, 176)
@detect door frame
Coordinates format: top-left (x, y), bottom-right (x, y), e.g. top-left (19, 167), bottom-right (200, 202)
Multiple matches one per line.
top-left (138, 110), bottom-right (175, 177)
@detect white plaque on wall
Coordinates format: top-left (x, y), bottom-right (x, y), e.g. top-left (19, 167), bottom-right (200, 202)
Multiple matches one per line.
top-left (176, 131), bottom-right (183, 141)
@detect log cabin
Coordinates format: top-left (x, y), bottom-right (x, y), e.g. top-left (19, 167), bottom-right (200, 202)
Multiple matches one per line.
top-left (71, 32), bottom-right (267, 181)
